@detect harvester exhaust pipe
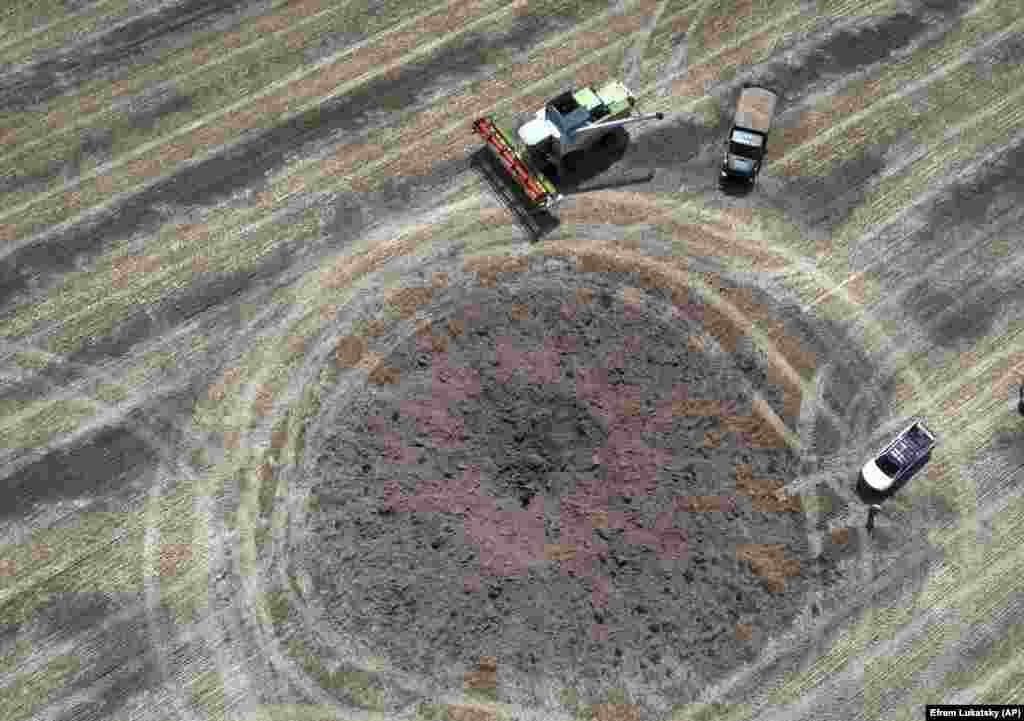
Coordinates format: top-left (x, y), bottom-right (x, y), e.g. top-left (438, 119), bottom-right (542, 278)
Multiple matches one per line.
top-left (574, 111), bottom-right (665, 133)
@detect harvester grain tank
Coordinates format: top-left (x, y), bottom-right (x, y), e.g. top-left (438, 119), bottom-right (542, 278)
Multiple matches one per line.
top-left (473, 79), bottom-right (665, 210)
top-left (720, 86), bottom-right (777, 188)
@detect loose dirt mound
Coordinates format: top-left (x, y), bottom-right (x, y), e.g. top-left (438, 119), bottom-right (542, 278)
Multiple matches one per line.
top-left (301, 261), bottom-right (814, 710)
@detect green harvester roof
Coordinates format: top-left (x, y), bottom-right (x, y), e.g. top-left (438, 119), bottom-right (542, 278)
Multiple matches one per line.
top-left (572, 86), bottom-right (602, 111)
top-left (596, 80), bottom-right (632, 117)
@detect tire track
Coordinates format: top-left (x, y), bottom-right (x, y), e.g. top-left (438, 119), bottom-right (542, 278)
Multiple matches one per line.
top-left (763, 0), bottom-right (1023, 176)
top-left (2, 0), bottom-right (872, 329)
top-left (0, 334), bottom-right (255, 720)
top-left (605, 199), bottom-right (869, 447)
top-left (634, 0), bottom-right (896, 114)
top-left (830, 72), bottom-right (1024, 246)
top-left (0, 0), bottom-right (253, 111)
top-left (795, 104), bottom-right (1024, 317)
top-left (852, 201), bottom-right (1024, 346)
top-left (0, 0), bottom-right (124, 59)
top-left (795, 361), bottom-right (830, 470)
top-left (700, 465), bottom-right (1024, 719)
top-left (0, 0), bottom-right (516, 240)
top-left (1, 0), bottom-right (851, 251)
top-left (794, 125), bottom-right (1024, 420)
top-left (758, 0), bottom-right (1001, 168)
top-left (0, 329), bottom-right (230, 518)
top-left (0, 0), bottom-right (367, 170)
top-left (621, 0), bottom-right (669, 88)
top-left (249, 211), bottom-right (805, 716)
top-left (0, 23), bottom-right (648, 349)
top-left (0, 450), bottom-right (214, 721)
top-left (757, 467), bottom-right (1024, 721)
top-left (2, 0), bottom-right (1015, 716)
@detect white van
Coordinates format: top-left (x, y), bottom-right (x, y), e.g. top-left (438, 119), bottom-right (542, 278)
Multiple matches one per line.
top-left (860, 419), bottom-right (937, 492)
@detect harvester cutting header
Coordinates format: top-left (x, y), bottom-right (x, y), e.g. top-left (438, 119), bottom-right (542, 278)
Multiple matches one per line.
top-left (472, 79), bottom-right (665, 210)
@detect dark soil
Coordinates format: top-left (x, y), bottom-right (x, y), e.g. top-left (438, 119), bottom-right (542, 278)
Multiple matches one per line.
top-left (304, 269), bottom-right (814, 710)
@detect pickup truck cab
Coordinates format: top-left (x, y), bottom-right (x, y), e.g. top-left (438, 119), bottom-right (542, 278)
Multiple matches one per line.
top-left (720, 87), bottom-right (777, 188)
top-left (860, 419), bottom-right (938, 493)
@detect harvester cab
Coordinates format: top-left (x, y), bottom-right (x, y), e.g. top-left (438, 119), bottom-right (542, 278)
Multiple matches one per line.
top-left (473, 79), bottom-right (664, 211)
top-left (520, 80), bottom-right (663, 161)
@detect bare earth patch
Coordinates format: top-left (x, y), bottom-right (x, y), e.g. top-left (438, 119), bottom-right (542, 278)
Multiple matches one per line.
top-left (300, 255), bottom-right (819, 714)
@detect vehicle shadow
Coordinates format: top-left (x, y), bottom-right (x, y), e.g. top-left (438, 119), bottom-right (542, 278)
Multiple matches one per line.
top-left (469, 146), bottom-right (560, 242)
top-left (470, 127), bottom-right (646, 242)
top-left (719, 176), bottom-right (756, 197)
top-left (549, 127), bottom-right (631, 193)
top-left (565, 171), bottom-right (656, 195)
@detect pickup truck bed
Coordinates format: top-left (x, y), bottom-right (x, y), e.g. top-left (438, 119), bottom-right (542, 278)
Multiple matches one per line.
top-left (734, 87), bottom-right (777, 135)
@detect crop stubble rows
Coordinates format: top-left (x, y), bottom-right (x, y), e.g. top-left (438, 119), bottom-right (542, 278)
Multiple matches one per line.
top-left (2, 0), bottom-right (1024, 716)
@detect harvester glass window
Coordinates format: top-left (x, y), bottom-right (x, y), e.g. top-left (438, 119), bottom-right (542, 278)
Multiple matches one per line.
top-left (551, 90), bottom-right (581, 115)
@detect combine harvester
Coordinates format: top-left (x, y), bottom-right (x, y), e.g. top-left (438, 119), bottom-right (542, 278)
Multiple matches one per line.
top-left (471, 79), bottom-right (665, 225)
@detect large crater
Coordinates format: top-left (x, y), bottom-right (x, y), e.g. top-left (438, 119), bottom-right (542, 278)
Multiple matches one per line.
top-left (301, 270), bottom-right (814, 709)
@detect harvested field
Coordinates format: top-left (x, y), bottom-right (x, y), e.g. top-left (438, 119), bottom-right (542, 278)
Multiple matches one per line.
top-left (1, 0), bottom-right (1022, 720)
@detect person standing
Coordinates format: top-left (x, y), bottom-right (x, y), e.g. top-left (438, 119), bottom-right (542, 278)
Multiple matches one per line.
top-left (866, 503), bottom-right (882, 534)
top-left (1018, 383), bottom-right (1024, 417)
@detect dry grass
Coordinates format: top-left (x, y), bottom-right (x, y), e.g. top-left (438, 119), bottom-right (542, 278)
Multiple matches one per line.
top-left (445, 705), bottom-right (497, 721)
top-left (335, 335), bottom-right (367, 368)
top-left (772, 78), bottom-right (883, 161)
top-left (110, 254), bottom-right (161, 289)
top-left (736, 543), bottom-right (801, 592)
top-left (447, 318), bottom-right (466, 337)
top-left (463, 656), bottom-right (498, 694)
top-left (385, 286), bottom-right (434, 319)
top-left (158, 543), bottom-right (192, 578)
top-left (592, 703), bottom-right (644, 721)
top-left (463, 254), bottom-right (529, 287)
top-left (509, 303), bottom-right (530, 321)
top-left (545, 544), bottom-right (578, 561)
top-left (698, 0), bottom-right (755, 49)
top-left (669, 32), bottom-right (772, 97)
top-left (335, 14), bottom-right (647, 184)
top-left (320, 231), bottom-right (430, 292)
top-left (678, 495), bottom-right (737, 512)
top-left (667, 221), bottom-right (789, 271)
top-left (368, 363), bottom-right (401, 385)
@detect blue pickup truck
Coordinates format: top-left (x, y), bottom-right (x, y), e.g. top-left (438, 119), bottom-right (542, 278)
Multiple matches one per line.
top-left (860, 419), bottom-right (938, 493)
